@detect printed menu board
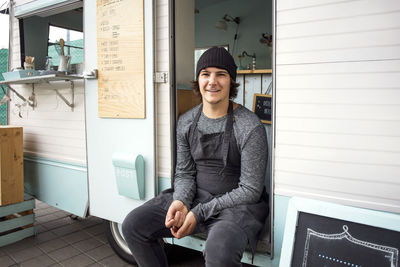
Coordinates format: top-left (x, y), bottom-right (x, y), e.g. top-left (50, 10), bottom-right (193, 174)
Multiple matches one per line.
top-left (97, 0), bottom-right (145, 118)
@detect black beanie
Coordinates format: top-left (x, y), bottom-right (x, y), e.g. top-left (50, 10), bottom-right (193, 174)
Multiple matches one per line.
top-left (196, 46), bottom-right (237, 81)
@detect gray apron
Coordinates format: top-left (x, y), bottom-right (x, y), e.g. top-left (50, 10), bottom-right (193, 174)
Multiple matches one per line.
top-left (188, 101), bottom-right (268, 252)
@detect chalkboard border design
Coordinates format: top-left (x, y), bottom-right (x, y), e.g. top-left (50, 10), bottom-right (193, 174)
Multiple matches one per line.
top-left (279, 197), bottom-right (400, 267)
top-left (302, 225), bottom-right (399, 267)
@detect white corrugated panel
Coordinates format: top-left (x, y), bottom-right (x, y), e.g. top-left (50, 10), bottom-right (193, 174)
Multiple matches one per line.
top-left (8, 82), bottom-right (86, 165)
top-left (275, 0), bottom-right (400, 213)
top-left (156, 0), bottom-right (172, 179)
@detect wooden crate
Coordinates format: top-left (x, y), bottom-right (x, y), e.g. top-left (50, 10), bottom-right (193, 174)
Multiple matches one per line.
top-left (0, 194), bottom-right (35, 247)
top-left (0, 126), bottom-right (24, 206)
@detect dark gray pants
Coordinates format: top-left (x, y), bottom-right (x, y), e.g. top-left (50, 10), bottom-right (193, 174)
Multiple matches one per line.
top-left (122, 200), bottom-right (248, 267)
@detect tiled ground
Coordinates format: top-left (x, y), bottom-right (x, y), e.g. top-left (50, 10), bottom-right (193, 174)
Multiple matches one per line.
top-left (0, 200), bottom-right (205, 267)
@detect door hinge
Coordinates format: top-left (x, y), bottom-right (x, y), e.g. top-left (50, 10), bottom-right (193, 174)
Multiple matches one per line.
top-left (154, 72), bottom-right (168, 83)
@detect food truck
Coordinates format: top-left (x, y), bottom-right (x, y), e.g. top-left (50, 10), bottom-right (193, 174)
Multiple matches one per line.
top-left (1, 0), bottom-right (399, 266)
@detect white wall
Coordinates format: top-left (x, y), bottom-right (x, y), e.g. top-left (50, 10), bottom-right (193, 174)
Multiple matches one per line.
top-left (274, 0), bottom-right (400, 213)
top-left (156, 0), bottom-right (173, 179)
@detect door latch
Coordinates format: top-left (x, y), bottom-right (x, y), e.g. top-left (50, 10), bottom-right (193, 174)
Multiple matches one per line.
top-left (154, 72), bottom-right (168, 83)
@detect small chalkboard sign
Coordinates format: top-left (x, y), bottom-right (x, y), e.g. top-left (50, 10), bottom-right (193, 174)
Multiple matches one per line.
top-left (252, 94), bottom-right (272, 124)
top-left (280, 197), bottom-right (400, 267)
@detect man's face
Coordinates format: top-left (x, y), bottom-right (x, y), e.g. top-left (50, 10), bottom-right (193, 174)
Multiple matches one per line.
top-left (198, 67), bottom-right (231, 106)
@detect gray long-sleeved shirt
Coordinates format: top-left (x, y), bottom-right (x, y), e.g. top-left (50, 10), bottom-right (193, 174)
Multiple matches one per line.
top-left (173, 104), bottom-right (268, 223)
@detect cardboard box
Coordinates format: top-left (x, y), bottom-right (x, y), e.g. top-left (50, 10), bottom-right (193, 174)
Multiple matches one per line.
top-left (0, 126), bottom-right (24, 206)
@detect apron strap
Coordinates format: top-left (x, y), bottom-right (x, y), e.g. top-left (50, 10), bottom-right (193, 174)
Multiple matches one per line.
top-left (219, 101), bottom-right (234, 175)
top-left (189, 103), bottom-right (203, 145)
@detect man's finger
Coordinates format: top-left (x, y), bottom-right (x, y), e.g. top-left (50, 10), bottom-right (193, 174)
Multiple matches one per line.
top-left (165, 218), bottom-right (175, 228)
top-left (175, 211), bottom-right (182, 225)
top-left (176, 211), bottom-right (186, 227)
top-left (175, 222), bottom-right (193, 239)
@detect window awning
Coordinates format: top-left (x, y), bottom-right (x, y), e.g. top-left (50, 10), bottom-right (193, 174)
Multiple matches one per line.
top-left (14, 0), bottom-right (82, 18)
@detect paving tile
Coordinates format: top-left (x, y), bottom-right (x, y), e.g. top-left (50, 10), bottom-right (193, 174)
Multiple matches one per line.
top-left (94, 232), bottom-right (109, 244)
top-left (0, 255), bottom-right (17, 266)
top-left (0, 249), bottom-right (7, 256)
top-left (35, 206), bottom-right (60, 217)
top-left (8, 246), bottom-right (43, 263)
top-left (73, 237), bottom-right (103, 252)
top-left (61, 230), bottom-right (92, 244)
top-left (78, 217), bottom-right (103, 229)
top-left (100, 254), bottom-right (131, 267)
top-left (34, 209), bottom-right (51, 217)
top-left (87, 216), bottom-right (103, 223)
top-left (86, 244), bottom-right (115, 261)
top-left (34, 231), bottom-right (59, 244)
top-left (35, 224), bottom-right (49, 234)
top-left (60, 253), bottom-right (95, 267)
top-left (3, 237), bottom-right (36, 253)
top-left (35, 203), bottom-right (49, 210)
top-left (37, 238), bottom-right (68, 253)
top-left (41, 217), bottom-right (76, 230)
top-left (51, 223), bottom-right (81, 237)
top-left (52, 210), bottom-right (70, 219)
top-left (87, 263), bottom-right (104, 267)
top-left (84, 224), bottom-right (104, 236)
top-left (19, 254), bottom-right (56, 267)
top-left (36, 213), bottom-right (61, 224)
top-left (47, 245), bottom-right (81, 262)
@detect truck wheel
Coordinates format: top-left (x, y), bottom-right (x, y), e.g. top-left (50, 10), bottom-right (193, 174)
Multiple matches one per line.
top-left (103, 220), bottom-right (137, 264)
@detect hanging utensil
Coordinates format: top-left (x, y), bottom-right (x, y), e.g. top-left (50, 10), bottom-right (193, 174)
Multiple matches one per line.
top-left (0, 94), bottom-right (10, 106)
top-left (60, 38), bottom-right (65, 56)
top-left (28, 86), bottom-right (37, 108)
top-left (53, 42), bottom-right (62, 56)
top-left (0, 85), bottom-right (10, 106)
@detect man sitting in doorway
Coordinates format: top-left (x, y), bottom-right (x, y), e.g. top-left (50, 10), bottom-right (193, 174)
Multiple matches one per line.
top-left (122, 46), bottom-right (269, 267)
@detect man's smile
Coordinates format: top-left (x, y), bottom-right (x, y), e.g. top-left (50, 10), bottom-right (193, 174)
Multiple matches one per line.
top-left (206, 88), bottom-right (220, 92)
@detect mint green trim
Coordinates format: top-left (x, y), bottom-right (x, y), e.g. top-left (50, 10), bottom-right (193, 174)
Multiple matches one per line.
top-left (158, 177), bottom-right (172, 194)
top-left (0, 227), bottom-right (35, 247)
top-left (170, 235), bottom-right (205, 252)
top-left (169, 236), bottom-right (272, 267)
top-left (24, 156), bottom-right (88, 217)
top-left (15, 0), bottom-right (78, 17)
top-left (136, 155), bottom-right (145, 199)
top-left (24, 155), bottom-right (86, 169)
top-left (112, 153), bottom-right (145, 200)
top-left (0, 199), bottom-right (35, 217)
top-left (272, 195), bottom-right (291, 265)
top-left (0, 214), bottom-right (35, 233)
